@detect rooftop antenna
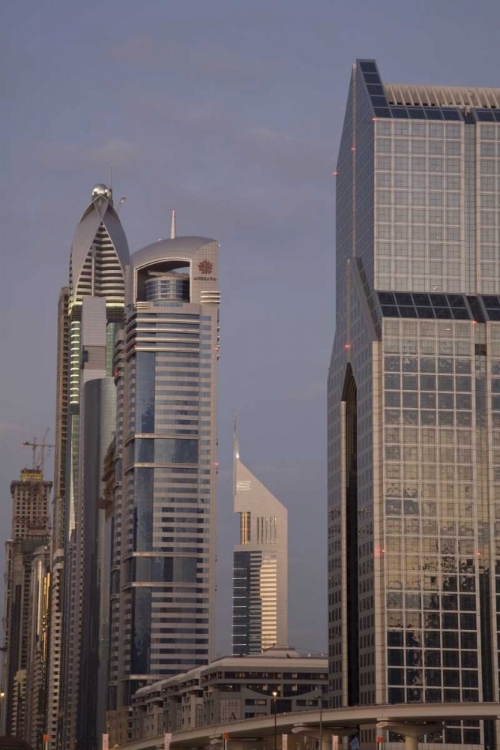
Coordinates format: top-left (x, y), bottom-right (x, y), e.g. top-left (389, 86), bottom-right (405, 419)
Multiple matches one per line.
top-left (22, 429), bottom-right (54, 474)
top-left (233, 411), bottom-right (240, 498)
top-left (171, 210), bottom-right (177, 240)
top-left (233, 411), bottom-right (239, 459)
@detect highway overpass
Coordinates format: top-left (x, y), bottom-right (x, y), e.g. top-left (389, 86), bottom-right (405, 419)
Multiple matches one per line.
top-left (118, 701), bottom-right (500, 750)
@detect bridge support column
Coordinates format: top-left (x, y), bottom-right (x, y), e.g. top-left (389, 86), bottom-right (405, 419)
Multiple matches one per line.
top-left (377, 721), bottom-right (442, 750)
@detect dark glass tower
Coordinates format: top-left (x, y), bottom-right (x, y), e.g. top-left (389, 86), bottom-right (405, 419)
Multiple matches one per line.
top-left (328, 60), bottom-right (500, 748)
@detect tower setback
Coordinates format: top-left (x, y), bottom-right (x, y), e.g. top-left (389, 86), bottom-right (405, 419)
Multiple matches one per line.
top-left (328, 60), bottom-right (500, 748)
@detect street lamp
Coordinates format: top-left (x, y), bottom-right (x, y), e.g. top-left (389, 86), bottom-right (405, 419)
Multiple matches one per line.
top-left (317, 687), bottom-right (323, 750)
top-left (272, 691), bottom-right (278, 750)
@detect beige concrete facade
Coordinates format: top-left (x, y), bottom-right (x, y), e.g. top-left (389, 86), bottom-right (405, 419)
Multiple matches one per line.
top-left (233, 426), bottom-right (288, 655)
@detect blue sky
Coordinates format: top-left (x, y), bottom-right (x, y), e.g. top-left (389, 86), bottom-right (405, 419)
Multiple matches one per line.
top-left (2, 0), bottom-right (500, 653)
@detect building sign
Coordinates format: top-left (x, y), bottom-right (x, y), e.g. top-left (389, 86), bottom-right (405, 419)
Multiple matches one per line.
top-left (194, 260), bottom-right (216, 281)
top-left (198, 260), bottom-right (213, 275)
top-left (220, 699), bottom-right (240, 722)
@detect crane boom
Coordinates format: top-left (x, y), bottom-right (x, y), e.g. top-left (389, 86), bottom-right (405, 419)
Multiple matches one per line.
top-left (22, 431), bottom-right (54, 474)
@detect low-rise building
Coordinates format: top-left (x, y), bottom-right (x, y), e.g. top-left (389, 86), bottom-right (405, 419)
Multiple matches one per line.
top-left (130, 647), bottom-right (328, 741)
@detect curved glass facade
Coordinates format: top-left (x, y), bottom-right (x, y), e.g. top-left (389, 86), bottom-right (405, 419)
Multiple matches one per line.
top-left (144, 274), bottom-right (189, 302)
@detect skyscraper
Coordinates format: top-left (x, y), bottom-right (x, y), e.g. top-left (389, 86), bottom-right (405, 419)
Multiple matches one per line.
top-left (108, 233), bottom-right (220, 727)
top-left (76, 300), bottom-right (117, 749)
top-left (53, 184), bottom-right (129, 750)
top-left (232, 423), bottom-right (288, 655)
top-left (47, 287), bottom-right (69, 745)
top-left (2, 467), bottom-right (51, 740)
top-left (328, 59), bottom-right (500, 747)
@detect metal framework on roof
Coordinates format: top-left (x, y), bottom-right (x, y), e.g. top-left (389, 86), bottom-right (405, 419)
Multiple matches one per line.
top-left (384, 83), bottom-right (500, 110)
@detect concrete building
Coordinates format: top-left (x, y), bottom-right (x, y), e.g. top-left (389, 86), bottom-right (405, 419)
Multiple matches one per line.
top-left (328, 59), bottom-right (500, 748)
top-left (54, 184), bottom-right (129, 750)
top-left (129, 648), bottom-right (327, 743)
top-left (108, 233), bottom-right (220, 728)
top-left (233, 424), bottom-right (288, 655)
top-left (2, 468), bottom-right (51, 741)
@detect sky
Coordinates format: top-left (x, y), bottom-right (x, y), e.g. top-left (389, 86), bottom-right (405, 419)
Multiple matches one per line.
top-left (2, 0), bottom-right (500, 655)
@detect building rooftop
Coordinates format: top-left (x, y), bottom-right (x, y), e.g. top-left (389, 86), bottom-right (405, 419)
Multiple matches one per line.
top-left (131, 236), bottom-right (217, 269)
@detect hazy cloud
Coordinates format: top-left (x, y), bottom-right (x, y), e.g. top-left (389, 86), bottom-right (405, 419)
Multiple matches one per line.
top-left (108, 36), bottom-right (271, 87)
top-left (41, 138), bottom-right (141, 171)
top-left (119, 93), bottom-right (333, 183)
top-left (0, 421), bottom-right (26, 435)
top-left (284, 380), bottom-right (326, 402)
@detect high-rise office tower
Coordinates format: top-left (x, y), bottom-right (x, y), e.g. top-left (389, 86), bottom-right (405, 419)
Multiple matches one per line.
top-left (47, 287), bottom-right (69, 745)
top-left (108, 233), bottom-right (220, 730)
top-left (328, 59), bottom-right (500, 746)
top-left (232, 423), bottom-right (288, 655)
top-left (75, 298), bottom-right (117, 749)
top-left (25, 543), bottom-right (51, 749)
top-left (54, 184), bottom-right (129, 750)
top-left (2, 467), bottom-right (51, 739)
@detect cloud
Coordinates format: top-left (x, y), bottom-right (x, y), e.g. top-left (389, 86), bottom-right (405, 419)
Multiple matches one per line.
top-left (119, 93), bottom-right (333, 183)
top-left (284, 380), bottom-right (326, 402)
top-left (108, 36), bottom-right (271, 88)
top-left (41, 138), bottom-right (141, 171)
top-left (0, 421), bottom-right (25, 435)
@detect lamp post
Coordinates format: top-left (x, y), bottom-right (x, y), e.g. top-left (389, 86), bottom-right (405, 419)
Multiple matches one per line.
top-left (0, 690), bottom-right (4, 735)
top-left (272, 691), bottom-right (278, 750)
top-left (317, 688), bottom-right (323, 750)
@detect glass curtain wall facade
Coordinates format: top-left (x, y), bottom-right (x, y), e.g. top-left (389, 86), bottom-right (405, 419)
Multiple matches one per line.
top-left (109, 236), bottom-right (220, 715)
top-left (57, 185), bottom-right (129, 750)
top-left (77, 377), bottom-right (116, 749)
top-left (328, 60), bottom-right (500, 748)
top-left (232, 427), bottom-right (288, 655)
top-left (47, 287), bottom-right (69, 745)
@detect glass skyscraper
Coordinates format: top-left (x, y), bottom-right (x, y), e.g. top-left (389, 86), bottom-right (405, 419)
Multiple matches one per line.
top-left (109, 235), bottom-right (220, 720)
top-left (54, 184), bottom-right (129, 750)
top-left (328, 60), bottom-right (500, 748)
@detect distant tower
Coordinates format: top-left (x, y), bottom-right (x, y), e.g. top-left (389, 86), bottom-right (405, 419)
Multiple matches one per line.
top-left (109, 233), bottom-right (220, 719)
top-left (2, 465), bottom-right (51, 740)
top-left (232, 420), bottom-right (288, 655)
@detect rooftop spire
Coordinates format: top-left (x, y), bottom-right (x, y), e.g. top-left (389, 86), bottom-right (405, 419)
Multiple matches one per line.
top-left (233, 411), bottom-right (239, 460)
top-left (233, 411), bottom-right (239, 499)
top-left (170, 210), bottom-right (176, 240)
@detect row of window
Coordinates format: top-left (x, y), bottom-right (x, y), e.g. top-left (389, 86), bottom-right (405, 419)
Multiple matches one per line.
top-left (375, 119), bottom-right (462, 138)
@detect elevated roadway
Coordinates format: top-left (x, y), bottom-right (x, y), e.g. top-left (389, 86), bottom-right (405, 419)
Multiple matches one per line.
top-left (120, 701), bottom-right (500, 750)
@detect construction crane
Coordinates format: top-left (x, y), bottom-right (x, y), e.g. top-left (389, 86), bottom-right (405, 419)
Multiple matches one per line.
top-left (22, 428), bottom-right (54, 474)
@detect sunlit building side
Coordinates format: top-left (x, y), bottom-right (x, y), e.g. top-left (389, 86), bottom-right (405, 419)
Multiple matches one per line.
top-left (232, 425), bottom-right (288, 655)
